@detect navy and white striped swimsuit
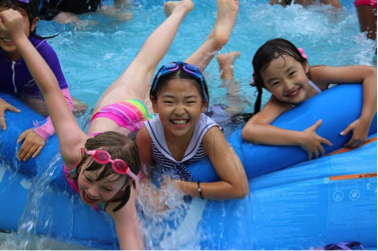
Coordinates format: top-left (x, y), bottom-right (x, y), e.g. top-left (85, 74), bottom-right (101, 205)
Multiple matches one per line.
top-left (145, 114), bottom-right (219, 181)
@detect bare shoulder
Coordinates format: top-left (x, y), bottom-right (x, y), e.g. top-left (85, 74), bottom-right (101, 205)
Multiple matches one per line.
top-left (60, 134), bottom-right (88, 169)
top-left (202, 126), bottom-right (228, 154)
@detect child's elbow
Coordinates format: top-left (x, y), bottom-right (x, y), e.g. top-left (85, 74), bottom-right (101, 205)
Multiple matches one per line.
top-left (236, 188), bottom-right (249, 199)
top-left (241, 125), bottom-right (258, 143)
top-left (234, 181), bottom-right (249, 199)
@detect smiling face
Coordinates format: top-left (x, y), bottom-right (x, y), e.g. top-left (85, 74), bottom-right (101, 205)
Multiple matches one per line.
top-left (77, 159), bottom-right (128, 207)
top-left (0, 7), bottom-right (38, 61)
top-left (261, 54), bottom-right (315, 104)
top-left (152, 78), bottom-right (207, 141)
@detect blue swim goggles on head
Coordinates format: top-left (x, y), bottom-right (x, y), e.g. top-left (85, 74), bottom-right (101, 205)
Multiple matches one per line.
top-left (151, 61), bottom-right (209, 103)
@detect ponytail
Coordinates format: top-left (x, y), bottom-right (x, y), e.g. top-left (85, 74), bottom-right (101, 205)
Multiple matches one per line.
top-left (253, 84), bottom-right (263, 115)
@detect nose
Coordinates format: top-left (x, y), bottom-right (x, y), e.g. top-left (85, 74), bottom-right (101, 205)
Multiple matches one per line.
top-left (283, 79), bottom-right (295, 91)
top-left (174, 105), bottom-right (186, 116)
top-left (87, 186), bottom-right (100, 199)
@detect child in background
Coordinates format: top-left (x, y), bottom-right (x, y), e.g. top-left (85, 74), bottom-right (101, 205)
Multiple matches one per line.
top-left (242, 38), bottom-right (376, 160)
top-left (0, 0), bottom-right (86, 162)
top-left (137, 0), bottom-right (249, 200)
top-left (269, 0), bottom-right (342, 8)
top-left (0, 0), bottom-right (195, 248)
top-left (354, 0), bottom-right (377, 40)
top-left (39, 0), bottom-right (133, 24)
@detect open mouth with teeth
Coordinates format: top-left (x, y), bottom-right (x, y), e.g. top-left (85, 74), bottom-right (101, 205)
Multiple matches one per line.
top-left (1, 37), bottom-right (13, 45)
top-left (170, 119), bottom-right (189, 128)
top-left (81, 190), bottom-right (100, 205)
top-left (285, 87), bottom-right (301, 98)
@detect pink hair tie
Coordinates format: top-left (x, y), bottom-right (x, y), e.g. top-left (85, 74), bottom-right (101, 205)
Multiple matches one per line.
top-left (249, 72), bottom-right (257, 87)
top-left (297, 48), bottom-right (308, 60)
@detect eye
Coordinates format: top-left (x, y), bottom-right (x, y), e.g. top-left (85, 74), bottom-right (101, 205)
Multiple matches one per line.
top-left (85, 176), bottom-right (93, 183)
top-left (102, 187), bottom-right (113, 192)
top-left (163, 100), bottom-right (174, 104)
top-left (289, 71), bottom-right (296, 77)
top-left (271, 81), bottom-right (280, 86)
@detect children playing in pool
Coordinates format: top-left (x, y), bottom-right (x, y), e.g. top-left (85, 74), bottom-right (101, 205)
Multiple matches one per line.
top-left (136, 0), bottom-right (248, 201)
top-left (0, 0), bottom-right (245, 248)
top-left (0, 0), bottom-right (86, 162)
top-left (241, 38), bottom-right (377, 160)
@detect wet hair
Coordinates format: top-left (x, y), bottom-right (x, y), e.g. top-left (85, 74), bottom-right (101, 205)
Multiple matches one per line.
top-left (150, 63), bottom-right (210, 106)
top-left (251, 38), bottom-right (308, 115)
top-left (0, 0), bottom-right (39, 36)
top-left (68, 131), bottom-right (141, 212)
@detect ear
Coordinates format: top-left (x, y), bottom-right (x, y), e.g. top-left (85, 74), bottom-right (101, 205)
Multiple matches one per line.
top-left (304, 61), bottom-right (310, 74)
top-left (151, 97), bottom-right (159, 113)
top-left (30, 17), bottom-right (39, 33)
top-left (201, 100), bottom-right (208, 113)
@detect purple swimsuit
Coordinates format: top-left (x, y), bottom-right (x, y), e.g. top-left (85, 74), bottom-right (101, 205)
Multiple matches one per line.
top-left (0, 35), bottom-right (68, 97)
top-left (0, 35), bottom-right (74, 140)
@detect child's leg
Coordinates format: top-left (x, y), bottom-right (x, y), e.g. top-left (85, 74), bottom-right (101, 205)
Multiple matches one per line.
top-left (216, 51), bottom-right (240, 81)
top-left (184, 0), bottom-right (239, 72)
top-left (95, 0), bottom-right (194, 109)
top-left (164, 2), bottom-right (181, 17)
top-left (216, 52), bottom-right (247, 114)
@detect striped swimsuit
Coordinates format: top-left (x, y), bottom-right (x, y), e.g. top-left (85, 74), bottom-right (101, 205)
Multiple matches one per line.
top-left (145, 114), bottom-right (219, 181)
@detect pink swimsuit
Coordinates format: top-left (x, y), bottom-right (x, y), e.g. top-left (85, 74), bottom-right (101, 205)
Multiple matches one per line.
top-left (354, 0), bottom-right (377, 8)
top-left (90, 99), bottom-right (153, 132)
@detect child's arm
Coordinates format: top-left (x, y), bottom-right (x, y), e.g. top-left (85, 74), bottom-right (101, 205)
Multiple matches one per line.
top-left (242, 97), bottom-right (332, 159)
top-left (107, 188), bottom-right (144, 250)
top-left (0, 9), bottom-right (86, 165)
top-left (17, 89), bottom-right (75, 161)
top-left (311, 65), bottom-right (377, 148)
top-left (135, 126), bottom-right (154, 170)
top-left (176, 127), bottom-right (248, 200)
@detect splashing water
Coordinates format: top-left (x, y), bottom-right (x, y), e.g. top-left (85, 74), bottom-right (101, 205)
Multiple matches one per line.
top-left (0, 0), bottom-right (376, 249)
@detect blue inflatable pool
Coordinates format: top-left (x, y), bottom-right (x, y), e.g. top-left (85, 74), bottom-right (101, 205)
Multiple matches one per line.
top-left (0, 84), bottom-right (376, 249)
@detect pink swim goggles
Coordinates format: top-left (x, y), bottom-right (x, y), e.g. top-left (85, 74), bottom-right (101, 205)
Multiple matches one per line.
top-left (86, 150), bottom-right (139, 181)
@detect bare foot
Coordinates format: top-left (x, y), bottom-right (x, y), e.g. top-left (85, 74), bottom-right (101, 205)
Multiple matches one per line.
top-left (167, 0), bottom-right (194, 16)
top-left (214, 0), bottom-right (239, 46)
top-left (217, 51), bottom-right (240, 80)
top-left (164, 1), bottom-right (181, 17)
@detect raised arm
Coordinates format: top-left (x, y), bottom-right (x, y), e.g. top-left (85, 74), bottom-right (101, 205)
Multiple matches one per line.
top-left (0, 9), bottom-right (86, 164)
top-left (176, 127), bottom-right (248, 200)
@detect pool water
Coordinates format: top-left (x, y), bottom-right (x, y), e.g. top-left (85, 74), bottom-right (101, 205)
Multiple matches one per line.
top-left (1, 0), bottom-right (377, 249)
top-left (37, 0), bottom-right (376, 124)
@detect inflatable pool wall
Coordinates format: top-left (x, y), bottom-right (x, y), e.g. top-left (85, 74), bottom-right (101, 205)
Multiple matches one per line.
top-left (188, 84), bottom-right (377, 182)
top-left (0, 84), bottom-right (376, 249)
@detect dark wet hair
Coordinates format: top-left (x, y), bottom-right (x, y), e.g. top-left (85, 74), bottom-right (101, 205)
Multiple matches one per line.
top-left (251, 38), bottom-right (308, 115)
top-left (150, 63), bottom-right (210, 106)
top-left (68, 131), bottom-right (141, 212)
top-left (0, 0), bottom-right (39, 36)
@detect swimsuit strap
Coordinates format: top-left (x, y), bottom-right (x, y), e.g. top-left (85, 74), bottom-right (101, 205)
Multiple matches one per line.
top-left (308, 80), bottom-right (322, 94)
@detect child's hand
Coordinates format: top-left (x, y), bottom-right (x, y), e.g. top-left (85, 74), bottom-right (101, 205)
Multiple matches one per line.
top-left (17, 129), bottom-right (46, 161)
top-left (0, 98), bottom-right (21, 130)
top-left (0, 9), bottom-right (25, 41)
top-left (301, 119), bottom-right (332, 159)
top-left (340, 118), bottom-right (370, 148)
